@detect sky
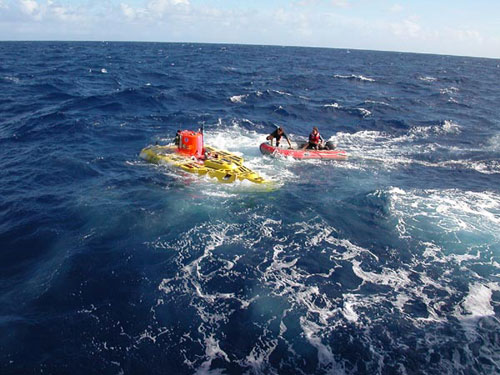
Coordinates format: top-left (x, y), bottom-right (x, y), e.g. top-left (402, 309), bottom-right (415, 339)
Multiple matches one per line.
top-left (0, 0), bottom-right (499, 58)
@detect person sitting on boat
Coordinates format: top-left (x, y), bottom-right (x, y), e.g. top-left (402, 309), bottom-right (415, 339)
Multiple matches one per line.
top-left (266, 126), bottom-right (292, 148)
top-left (302, 126), bottom-right (324, 150)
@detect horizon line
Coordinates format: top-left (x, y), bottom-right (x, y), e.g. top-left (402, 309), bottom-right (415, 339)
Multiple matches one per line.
top-left (1, 39), bottom-right (498, 60)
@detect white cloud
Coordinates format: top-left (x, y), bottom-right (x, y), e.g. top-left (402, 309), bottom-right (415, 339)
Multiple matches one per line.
top-left (119, 0), bottom-right (190, 20)
top-left (51, 4), bottom-right (82, 22)
top-left (1, 0), bottom-right (497, 58)
top-left (390, 18), bottom-right (422, 38)
top-left (274, 8), bottom-right (289, 24)
top-left (148, 0), bottom-right (171, 15)
top-left (3, 0), bottom-right (87, 25)
top-left (120, 3), bottom-right (140, 20)
top-left (146, 0), bottom-right (190, 18)
top-left (294, 0), bottom-right (348, 8)
top-left (390, 4), bottom-right (403, 13)
top-left (19, 0), bottom-right (39, 15)
top-left (445, 27), bottom-right (483, 44)
top-left (331, 0), bottom-right (349, 7)
top-left (270, 7), bottom-right (314, 37)
top-left (295, 0), bottom-right (319, 6)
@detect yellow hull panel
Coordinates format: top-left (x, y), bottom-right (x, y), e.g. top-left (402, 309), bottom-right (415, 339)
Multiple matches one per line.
top-left (140, 145), bottom-right (267, 184)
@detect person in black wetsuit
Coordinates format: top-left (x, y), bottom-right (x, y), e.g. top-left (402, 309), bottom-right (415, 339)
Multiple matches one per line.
top-left (266, 126), bottom-right (292, 148)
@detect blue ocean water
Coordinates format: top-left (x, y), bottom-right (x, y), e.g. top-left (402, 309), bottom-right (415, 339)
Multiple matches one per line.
top-left (0, 41), bottom-right (499, 374)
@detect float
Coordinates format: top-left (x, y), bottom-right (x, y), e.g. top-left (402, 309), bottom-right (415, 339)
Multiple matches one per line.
top-left (259, 141), bottom-right (348, 160)
top-left (140, 129), bottom-right (267, 184)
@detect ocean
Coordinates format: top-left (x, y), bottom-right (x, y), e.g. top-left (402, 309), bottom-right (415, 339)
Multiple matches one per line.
top-left (0, 41), bottom-right (499, 374)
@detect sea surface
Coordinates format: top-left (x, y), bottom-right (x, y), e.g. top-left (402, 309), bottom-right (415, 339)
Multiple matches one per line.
top-left (0, 41), bottom-right (499, 374)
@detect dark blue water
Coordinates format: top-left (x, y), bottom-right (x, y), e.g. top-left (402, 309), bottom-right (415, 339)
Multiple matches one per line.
top-left (1, 41), bottom-right (499, 374)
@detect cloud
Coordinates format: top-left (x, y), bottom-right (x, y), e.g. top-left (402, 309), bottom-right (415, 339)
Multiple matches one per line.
top-left (50, 4), bottom-right (82, 22)
top-left (120, 3), bottom-right (136, 20)
top-left (119, 0), bottom-right (190, 21)
top-left (294, 0), bottom-right (349, 8)
top-left (148, 0), bottom-right (189, 16)
top-left (390, 4), bottom-right (403, 13)
top-left (390, 18), bottom-right (422, 38)
top-left (1, 0), bottom-right (497, 58)
top-left (387, 16), bottom-right (485, 47)
top-left (19, 0), bottom-right (39, 16)
top-left (444, 27), bottom-right (484, 44)
top-left (330, 0), bottom-right (349, 7)
top-left (4, 0), bottom-right (191, 25)
top-left (120, 3), bottom-right (148, 21)
top-left (6, 0), bottom-right (85, 22)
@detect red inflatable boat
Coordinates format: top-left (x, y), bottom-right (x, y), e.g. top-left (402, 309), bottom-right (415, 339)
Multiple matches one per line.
top-left (259, 142), bottom-right (348, 160)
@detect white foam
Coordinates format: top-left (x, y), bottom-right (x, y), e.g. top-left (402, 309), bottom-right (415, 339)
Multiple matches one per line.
top-left (342, 294), bottom-right (359, 322)
top-left (487, 134), bottom-right (500, 151)
top-left (202, 120), bottom-right (301, 184)
top-left (229, 94), bottom-right (247, 103)
top-left (201, 190), bottom-right (238, 198)
top-left (334, 120), bottom-right (500, 174)
top-left (147, 195), bottom-right (499, 373)
top-left (410, 120), bottom-right (461, 138)
top-left (194, 335), bottom-right (230, 375)
top-left (364, 100), bottom-right (390, 106)
top-left (352, 260), bottom-right (411, 289)
top-left (334, 74), bottom-right (375, 82)
top-left (272, 89), bottom-right (293, 96)
top-left (394, 293), bottom-right (411, 312)
top-left (461, 283), bottom-right (495, 318)
top-left (439, 87), bottom-right (459, 95)
top-left (422, 242), bottom-right (446, 262)
top-left (300, 318), bottom-right (346, 373)
top-left (357, 75), bottom-right (375, 82)
top-left (243, 337), bottom-right (278, 374)
top-left (334, 130), bottom-right (403, 166)
top-left (418, 76), bottom-right (437, 82)
top-left (3, 76), bottom-right (20, 83)
top-left (388, 187), bottom-right (500, 264)
top-left (442, 119), bottom-right (461, 133)
top-left (323, 102), bottom-right (340, 108)
top-left (355, 107), bottom-right (371, 117)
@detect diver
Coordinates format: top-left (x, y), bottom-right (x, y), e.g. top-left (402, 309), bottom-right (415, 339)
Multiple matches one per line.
top-left (302, 126), bottom-right (324, 150)
top-left (266, 126), bottom-right (292, 148)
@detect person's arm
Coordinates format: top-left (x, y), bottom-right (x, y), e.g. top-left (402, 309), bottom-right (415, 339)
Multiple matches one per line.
top-left (266, 133), bottom-right (274, 145)
top-left (284, 133), bottom-right (292, 148)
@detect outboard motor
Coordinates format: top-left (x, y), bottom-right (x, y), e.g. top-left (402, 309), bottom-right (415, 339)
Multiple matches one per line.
top-left (325, 141), bottom-right (336, 150)
top-left (178, 130), bottom-right (204, 159)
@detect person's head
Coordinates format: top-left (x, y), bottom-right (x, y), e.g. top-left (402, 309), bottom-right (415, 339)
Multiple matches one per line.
top-left (277, 127), bottom-right (284, 134)
top-left (312, 126), bottom-right (318, 133)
